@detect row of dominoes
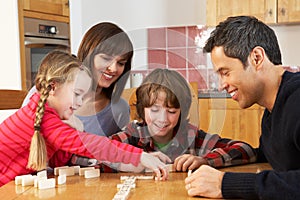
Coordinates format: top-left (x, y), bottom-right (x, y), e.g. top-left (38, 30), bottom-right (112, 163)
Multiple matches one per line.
top-left (113, 175), bottom-right (155, 200)
top-left (15, 166), bottom-right (100, 190)
top-left (53, 166), bottom-right (99, 178)
top-left (15, 170), bottom-right (57, 189)
top-left (113, 176), bottom-right (137, 200)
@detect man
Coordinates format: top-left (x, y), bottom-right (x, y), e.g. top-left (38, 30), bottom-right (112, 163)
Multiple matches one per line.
top-left (185, 15), bottom-right (300, 199)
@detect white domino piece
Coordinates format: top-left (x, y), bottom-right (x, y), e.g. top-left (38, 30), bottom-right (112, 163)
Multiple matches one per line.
top-left (37, 170), bottom-right (47, 179)
top-left (15, 174), bottom-right (32, 185)
top-left (22, 175), bottom-right (36, 186)
top-left (136, 175), bottom-right (154, 180)
top-left (70, 165), bottom-right (80, 174)
top-left (79, 167), bottom-right (95, 176)
top-left (38, 178), bottom-right (56, 190)
top-left (167, 164), bottom-right (175, 172)
top-left (188, 169), bottom-right (192, 177)
top-left (120, 176), bottom-right (130, 181)
top-left (117, 183), bottom-right (136, 189)
top-left (34, 176), bottom-right (47, 187)
top-left (54, 166), bottom-right (69, 176)
top-left (84, 169), bottom-right (100, 179)
top-left (58, 167), bottom-right (75, 176)
top-left (57, 174), bottom-right (67, 185)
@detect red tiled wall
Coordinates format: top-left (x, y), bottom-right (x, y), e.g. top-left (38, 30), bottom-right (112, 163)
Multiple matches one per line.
top-left (147, 26), bottom-right (210, 91)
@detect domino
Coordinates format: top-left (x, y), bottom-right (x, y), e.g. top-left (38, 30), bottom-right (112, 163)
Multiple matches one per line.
top-left (136, 175), bottom-right (154, 180)
top-left (21, 175), bottom-right (36, 186)
top-left (188, 169), bottom-right (192, 177)
top-left (15, 174), bottom-right (32, 185)
top-left (37, 170), bottom-right (47, 179)
top-left (70, 165), bottom-right (80, 174)
top-left (58, 167), bottom-right (75, 176)
top-left (79, 167), bottom-right (95, 176)
top-left (34, 176), bottom-right (47, 187)
top-left (84, 169), bottom-right (100, 179)
top-left (38, 178), bottom-right (56, 190)
top-left (54, 166), bottom-right (69, 176)
top-left (57, 174), bottom-right (66, 185)
top-left (167, 164), bottom-right (175, 172)
top-left (117, 183), bottom-right (136, 189)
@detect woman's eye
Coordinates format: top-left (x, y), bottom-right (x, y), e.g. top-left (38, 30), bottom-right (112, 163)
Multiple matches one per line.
top-left (118, 62), bottom-right (126, 66)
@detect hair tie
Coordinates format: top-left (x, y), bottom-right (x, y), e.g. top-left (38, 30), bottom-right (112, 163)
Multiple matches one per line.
top-left (34, 126), bottom-right (41, 131)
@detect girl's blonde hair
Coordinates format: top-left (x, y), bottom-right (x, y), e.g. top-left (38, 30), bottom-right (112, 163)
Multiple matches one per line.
top-left (27, 50), bottom-right (91, 171)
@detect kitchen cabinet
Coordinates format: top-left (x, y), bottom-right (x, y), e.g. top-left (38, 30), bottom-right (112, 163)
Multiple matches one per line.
top-left (207, 0), bottom-right (300, 26)
top-left (278, 0), bottom-right (300, 23)
top-left (20, 0), bottom-right (69, 23)
top-left (198, 98), bottom-right (264, 148)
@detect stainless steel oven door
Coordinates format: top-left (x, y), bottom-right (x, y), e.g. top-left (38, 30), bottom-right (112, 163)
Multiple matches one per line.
top-left (25, 36), bottom-right (69, 89)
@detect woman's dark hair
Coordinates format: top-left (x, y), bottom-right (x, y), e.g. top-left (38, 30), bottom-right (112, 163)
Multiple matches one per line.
top-left (77, 22), bottom-right (133, 101)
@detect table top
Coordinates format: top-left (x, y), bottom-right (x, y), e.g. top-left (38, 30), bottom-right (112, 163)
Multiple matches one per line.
top-left (0, 163), bottom-right (272, 200)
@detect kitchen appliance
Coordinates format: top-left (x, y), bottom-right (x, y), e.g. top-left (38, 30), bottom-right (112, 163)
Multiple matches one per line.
top-left (24, 17), bottom-right (70, 89)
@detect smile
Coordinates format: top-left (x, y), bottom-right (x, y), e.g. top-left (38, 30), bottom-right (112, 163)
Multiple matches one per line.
top-left (103, 73), bottom-right (113, 79)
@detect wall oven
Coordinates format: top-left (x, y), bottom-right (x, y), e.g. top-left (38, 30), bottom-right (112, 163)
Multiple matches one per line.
top-left (24, 17), bottom-right (70, 89)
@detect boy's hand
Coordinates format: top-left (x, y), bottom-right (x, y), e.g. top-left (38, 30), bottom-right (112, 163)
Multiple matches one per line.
top-left (173, 154), bottom-right (208, 171)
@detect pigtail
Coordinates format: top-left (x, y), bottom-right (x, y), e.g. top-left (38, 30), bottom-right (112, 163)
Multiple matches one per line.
top-left (27, 81), bottom-right (52, 170)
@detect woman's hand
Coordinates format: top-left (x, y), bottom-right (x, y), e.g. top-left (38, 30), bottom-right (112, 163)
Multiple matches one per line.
top-left (140, 152), bottom-right (169, 180)
top-left (173, 154), bottom-right (208, 171)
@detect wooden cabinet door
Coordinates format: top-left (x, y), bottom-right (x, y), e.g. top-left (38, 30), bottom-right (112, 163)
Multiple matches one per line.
top-left (199, 98), bottom-right (264, 148)
top-left (23, 0), bottom-right (69, 16)
top-left (278, 0), bottom-right (300, 23)
top-left (207, 0), bottom-right (277, 26)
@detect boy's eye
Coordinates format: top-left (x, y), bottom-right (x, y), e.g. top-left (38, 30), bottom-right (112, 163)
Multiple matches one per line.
top-left (168, 110), bottom-right (177, 114)
top-left (150, 108), bottom-right (159, 112)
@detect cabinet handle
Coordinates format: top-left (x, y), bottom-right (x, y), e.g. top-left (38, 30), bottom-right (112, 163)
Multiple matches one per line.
top-left (65, 0), bottom-right (69, 7)
top-left (268, 9), bottom-right (273, 16)
top-left (280, 8), bottom-right (286, 16)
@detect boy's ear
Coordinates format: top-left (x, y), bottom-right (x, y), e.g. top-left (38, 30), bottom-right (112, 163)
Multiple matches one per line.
top-left (250, 46), bottom-right (265, 70)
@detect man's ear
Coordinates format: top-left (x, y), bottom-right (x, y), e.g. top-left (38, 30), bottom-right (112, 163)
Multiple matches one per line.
top-left (250, 46), bottom-right (265, 70)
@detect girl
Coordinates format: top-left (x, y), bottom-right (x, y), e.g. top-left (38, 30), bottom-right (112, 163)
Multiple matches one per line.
top-left (110, 68), bottom-right (257, 172)
top-left (0, 51), bottom-right (169, 186)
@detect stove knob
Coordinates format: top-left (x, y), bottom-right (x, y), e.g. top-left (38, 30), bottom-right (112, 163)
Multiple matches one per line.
top-left (49, 26), bottom-right (57, 34)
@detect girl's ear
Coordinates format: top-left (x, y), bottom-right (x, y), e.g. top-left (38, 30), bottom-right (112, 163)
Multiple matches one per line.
top-left (48, 82), bottom-right (56, 95)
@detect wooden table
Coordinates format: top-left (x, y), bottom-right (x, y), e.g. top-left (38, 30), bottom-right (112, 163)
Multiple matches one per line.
top-left (0, 163), bottom-right (272, 200)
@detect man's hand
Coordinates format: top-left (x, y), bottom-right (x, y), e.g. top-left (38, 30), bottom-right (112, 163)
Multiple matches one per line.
top-left (185, 165), bottom-right (224, 198)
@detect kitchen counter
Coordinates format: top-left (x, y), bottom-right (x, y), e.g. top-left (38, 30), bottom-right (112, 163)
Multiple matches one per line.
top-left (198, 91), bottom-right (231, 98)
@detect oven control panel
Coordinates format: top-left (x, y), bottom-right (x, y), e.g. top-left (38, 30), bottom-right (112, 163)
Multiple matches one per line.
top-left (39, 24), bottom-right (57, 34)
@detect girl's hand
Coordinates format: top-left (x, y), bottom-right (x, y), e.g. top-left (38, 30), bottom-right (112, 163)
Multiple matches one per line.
top-left (173, 154), bottom-right (208, 171)
top-left (140, 152), bottom-right (169, 180)
top-left (149, 151), bottom-right (172, 163)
